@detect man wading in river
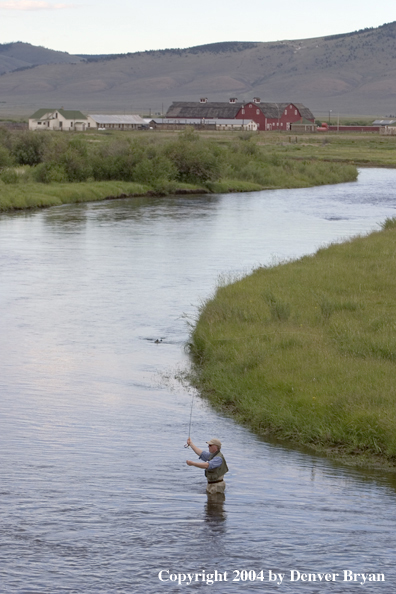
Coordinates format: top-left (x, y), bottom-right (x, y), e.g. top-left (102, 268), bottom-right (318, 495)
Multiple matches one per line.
top-left (186, 438), bottom-right (228, 495)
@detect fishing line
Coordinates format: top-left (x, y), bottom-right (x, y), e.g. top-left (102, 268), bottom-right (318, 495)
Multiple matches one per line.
top-left (184, 392), bottom-right (195, 448)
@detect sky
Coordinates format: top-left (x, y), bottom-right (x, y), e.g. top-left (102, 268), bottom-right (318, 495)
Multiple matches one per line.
top-left (0, 0), bottom-right (395, 55)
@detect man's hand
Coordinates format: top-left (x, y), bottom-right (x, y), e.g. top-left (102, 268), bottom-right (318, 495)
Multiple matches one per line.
top-left (186, 460), bottom-right (194, 466)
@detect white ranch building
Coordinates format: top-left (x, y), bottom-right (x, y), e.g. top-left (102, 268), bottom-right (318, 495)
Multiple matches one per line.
top-left (88, 114), bottom-right (147, 130)
top-left (29, 109), bottom-right (90, 131)
top-left (149, 118), bottom-right (258, 131)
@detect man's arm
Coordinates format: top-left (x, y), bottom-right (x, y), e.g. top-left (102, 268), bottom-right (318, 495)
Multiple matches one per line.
top-left (186, 460), bottom-right (209, 468)
top-left (186, 437), bottom-right (203, 456)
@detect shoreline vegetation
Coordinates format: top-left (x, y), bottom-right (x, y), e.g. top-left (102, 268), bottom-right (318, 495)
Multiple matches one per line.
top-left (188, 218), bottom-right (396, 472)
top-left (0, 127), bottom-right (379, 213)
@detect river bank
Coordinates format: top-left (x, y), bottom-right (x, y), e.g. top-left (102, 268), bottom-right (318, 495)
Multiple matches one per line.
top-left (189, 218), bottom-right (396, 471)
top-left (0, 128), bottom-right (358, 212)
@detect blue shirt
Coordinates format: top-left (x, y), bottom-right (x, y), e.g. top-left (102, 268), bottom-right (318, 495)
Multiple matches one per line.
top-left (199, 451), bottom-right (223, 470)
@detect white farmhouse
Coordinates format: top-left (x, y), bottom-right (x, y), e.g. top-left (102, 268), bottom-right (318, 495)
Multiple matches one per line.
top-left (29, 109), bottom-right (90, 131)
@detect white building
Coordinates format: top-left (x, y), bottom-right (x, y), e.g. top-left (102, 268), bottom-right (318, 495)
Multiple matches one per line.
top-left (149, 118), bottom-right (258, 131)
top-left (29, 109), bottom-right (89, 131)
top-left (88, 114), bottom-right (147, 130)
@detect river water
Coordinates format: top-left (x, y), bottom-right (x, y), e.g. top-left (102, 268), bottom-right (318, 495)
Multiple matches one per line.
top-left (1, 168), bottom-right (396, 593)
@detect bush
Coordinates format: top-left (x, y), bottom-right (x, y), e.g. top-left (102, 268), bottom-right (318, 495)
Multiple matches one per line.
top-left (61, 149), bottom-right (92, 182)
top-left (33, 162), bottom-right (68, 183)
top-left (164, 139), bottom-right (222, 183)
top-left (0, 169), bottom-right (18, 184)
top-left (0, 145), bottom-right (13, 169)
top-left (132, 155), bottom-right (177, 184)
top-left (11, 132), bottom-right (50, 166)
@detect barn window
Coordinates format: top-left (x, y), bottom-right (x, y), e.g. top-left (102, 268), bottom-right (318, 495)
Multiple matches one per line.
top-left (242, 109), bottom-right (245, 114)
top-left (295, 110), bottom-right (297, 115)
top-left (249, 104), bottom-right (252, 108)
top-left (285, 109), bottom-right (287, 114)
top-left (256, 109), bottom-right (260, 115)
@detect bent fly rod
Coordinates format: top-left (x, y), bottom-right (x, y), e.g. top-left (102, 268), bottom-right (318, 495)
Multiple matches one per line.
top-left (184, 392), bottom-right (195, 448)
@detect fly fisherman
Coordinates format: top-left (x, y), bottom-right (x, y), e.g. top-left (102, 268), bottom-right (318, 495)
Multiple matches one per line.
top-left (186, 438), bottom-right (228, 495)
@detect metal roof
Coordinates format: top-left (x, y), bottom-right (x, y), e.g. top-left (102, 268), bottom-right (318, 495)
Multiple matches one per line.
top-left (150, 118), bottom-right (256, 125)
top-left (89, 114), bottom-right (146, 125)
top-left (372, 119), bottom-right (396, 125)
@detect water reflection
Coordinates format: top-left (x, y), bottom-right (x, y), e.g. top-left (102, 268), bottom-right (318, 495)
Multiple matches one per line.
top-left (205, 494), bottom-right (227, 526)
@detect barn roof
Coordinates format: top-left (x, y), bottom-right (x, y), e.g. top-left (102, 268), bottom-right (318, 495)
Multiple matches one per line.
top-left (89, 114), bottom-right (146, 125)
top-left (166, 102), bottom-right (242, 119)
top-left (166, 101), bottom-right (314, 121)
top-left (293, 103), bottom-right (315, 121)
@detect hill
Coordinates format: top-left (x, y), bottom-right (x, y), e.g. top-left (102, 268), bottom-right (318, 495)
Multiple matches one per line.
top-left (1, 24), bottom-right (396, 117)
top-left (0, 42), bottom-right (84, 75)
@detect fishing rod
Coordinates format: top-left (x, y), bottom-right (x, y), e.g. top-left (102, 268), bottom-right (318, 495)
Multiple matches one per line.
top-left (184, 392), bottom-right (195, 448)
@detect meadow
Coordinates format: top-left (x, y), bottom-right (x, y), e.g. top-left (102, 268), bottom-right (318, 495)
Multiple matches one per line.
top-left (189, 219), bottom-right (396, 469)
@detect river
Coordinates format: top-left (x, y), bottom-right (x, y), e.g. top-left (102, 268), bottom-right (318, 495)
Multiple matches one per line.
top-left (1, 168), bottom-right (396, 593)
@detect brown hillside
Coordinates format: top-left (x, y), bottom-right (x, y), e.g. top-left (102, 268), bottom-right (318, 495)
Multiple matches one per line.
top-left (1, 24), bottom-right (396, 117)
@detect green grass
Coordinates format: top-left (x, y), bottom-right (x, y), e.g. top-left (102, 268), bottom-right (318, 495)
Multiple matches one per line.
top-left (256, 131), bottom-right (396, 168)
top-left (0, 181), bottom-right (150, 211)
top-left (189, 220), bottom-right (396, 470)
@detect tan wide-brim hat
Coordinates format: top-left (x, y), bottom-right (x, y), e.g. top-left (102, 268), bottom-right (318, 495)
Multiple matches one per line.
top-left (206, 438), bottom-right (222, 447)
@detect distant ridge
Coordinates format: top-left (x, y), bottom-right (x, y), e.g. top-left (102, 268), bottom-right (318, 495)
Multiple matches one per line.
top-left (1, 23), bottom-right (396, 116)
top-left (0, 42), bottom-right (84, 75)
top-left (77, 42), bottom-right (258, 62)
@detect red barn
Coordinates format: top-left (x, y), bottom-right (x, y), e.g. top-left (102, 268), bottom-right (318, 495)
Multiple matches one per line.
top-left (166, 98), bottom-right (314, 131)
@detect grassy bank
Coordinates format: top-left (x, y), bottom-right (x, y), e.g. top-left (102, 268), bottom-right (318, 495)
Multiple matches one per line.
top-left (0, 129), bottom-right (358, 212)
top-left (189, 219), bottom-right (396, 470)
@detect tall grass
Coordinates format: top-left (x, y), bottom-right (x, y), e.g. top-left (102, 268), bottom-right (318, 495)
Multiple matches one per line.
top-left (189, 220), bottom-right (396, 468)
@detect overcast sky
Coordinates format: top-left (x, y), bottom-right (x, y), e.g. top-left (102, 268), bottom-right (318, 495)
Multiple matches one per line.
top-left (0, 0), bottom-right (395, 55)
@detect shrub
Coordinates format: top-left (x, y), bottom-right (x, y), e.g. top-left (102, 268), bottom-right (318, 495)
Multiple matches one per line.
top-left (0, 145), bottom-right (13, 169)
top-left (0, 169), bottom-right (18, 184)
top-left (133, 155), bottom-right (177, 184)
top-left (11, 132), bottom-right (50, 166)
top-left (164, 140), bottom-right (221, 183)
top-left (33, 162), bottom-right (68, 183)
top-left (61, 149), bottom-right (92, 182)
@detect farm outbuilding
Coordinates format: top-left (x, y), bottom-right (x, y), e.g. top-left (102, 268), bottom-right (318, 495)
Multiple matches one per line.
top-left (29, 109), bottom-right (89, 131)
top-left (166, 99), bottom-right (314, 131)
top-left (88, 114), bottom-right (147, 130)
top-left (149, 118), bottom-right (258, 131)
